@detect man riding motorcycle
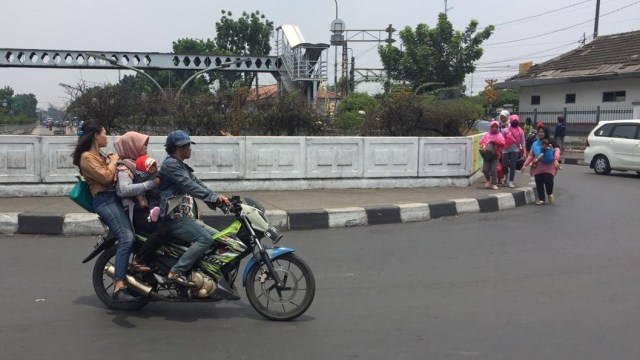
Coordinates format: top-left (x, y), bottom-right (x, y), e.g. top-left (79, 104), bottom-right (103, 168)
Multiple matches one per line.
top-left (158, 130), bottom-right (239, 299)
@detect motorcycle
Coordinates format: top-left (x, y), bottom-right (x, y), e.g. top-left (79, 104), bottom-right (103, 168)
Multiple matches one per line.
top-left (82, 196), bottom-right (315, 321)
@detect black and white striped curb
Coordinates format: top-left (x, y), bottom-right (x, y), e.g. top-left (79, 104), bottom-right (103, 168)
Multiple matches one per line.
top-left (562, 158), bottom-right (585, 165)
top-left (0, 188), bottom-right (536, 236)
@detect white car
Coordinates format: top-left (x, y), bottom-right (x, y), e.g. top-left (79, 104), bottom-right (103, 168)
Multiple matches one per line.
top-left (583, 120), bottom-right (640, 175)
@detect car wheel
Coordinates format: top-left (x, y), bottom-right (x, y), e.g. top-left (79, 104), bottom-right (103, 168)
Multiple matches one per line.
top-left (593, 155), bottom-right (611, 175)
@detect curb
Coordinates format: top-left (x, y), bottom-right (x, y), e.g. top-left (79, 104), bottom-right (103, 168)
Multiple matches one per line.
top-left (0, 188), bottom-right (536, 236)
top-left (562, 157), bottom-right (585, 166)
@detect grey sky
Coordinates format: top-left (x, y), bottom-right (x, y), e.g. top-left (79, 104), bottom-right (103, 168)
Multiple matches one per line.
top-left (2, 0), bottom-right (639, 109)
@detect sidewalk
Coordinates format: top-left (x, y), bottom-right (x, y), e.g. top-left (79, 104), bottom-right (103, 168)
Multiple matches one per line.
top-left (1, 171), bottom-right (542, 236)
top-left (1, 151), bottom-right (586, 236)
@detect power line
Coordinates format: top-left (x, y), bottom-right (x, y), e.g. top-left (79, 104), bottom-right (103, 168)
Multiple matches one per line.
top-left (481, 40), bottom-right (581, 49)
top-left (484, 0), bottom-right (640, 46)
top-left (492, 0), bottom-right (592, 28)
top-left (478, 40), bottom-right (579, 65)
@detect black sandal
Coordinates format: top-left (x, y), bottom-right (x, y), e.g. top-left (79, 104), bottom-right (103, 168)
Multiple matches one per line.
top-left (166, 273), bottom-right (197, 288)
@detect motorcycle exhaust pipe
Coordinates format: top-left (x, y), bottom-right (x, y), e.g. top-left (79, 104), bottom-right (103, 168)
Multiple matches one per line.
top-left (104, 263), bottom-right (152, 296)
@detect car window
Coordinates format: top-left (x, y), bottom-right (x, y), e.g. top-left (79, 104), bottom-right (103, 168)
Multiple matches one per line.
top-left (594, 123), bottom-right (613, 137)
top-left (610, 125), bottom-right (639, 139)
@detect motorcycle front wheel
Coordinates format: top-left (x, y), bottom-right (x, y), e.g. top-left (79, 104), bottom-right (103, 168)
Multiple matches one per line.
top-left (245, 253), bottom-right (315, 321)
top-left (92, 246), bottom-right (151, 311)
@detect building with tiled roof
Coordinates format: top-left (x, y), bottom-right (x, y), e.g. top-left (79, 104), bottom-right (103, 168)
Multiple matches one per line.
top-left (247, 84), bottom-right (338, 101)
top-left (496, 30), bottom-right (640, 118)
top-left (246, 84), bottom-right (339, 117)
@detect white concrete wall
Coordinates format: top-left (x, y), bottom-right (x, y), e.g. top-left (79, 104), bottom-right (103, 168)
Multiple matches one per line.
top-left (0, 135), bottom-right (479, 194)
top-left (519, 78), bottom-right (640, 111)
top-left (0, 136), bottom-right (40, 183)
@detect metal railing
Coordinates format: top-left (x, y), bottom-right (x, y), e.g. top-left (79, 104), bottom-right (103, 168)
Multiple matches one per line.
top-left (518, 105), bottom-right (634, 136)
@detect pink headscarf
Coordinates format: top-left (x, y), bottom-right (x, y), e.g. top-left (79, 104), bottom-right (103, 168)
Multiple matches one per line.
top-left (489, 120), bottom-right (500, 133)
top-left (114, 131), bottom-right (149, 160)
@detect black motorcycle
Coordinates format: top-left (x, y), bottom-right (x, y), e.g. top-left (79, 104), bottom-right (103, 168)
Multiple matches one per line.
top-left (82, 196), bottom-right (315, 321)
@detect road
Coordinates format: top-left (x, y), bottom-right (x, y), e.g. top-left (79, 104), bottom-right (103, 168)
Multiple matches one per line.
top-left (31, 123), bottom-right (75, 136)
top-left (1, 165), bottom-right (639, 360)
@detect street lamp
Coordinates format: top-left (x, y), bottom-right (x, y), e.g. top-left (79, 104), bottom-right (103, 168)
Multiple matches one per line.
top-left (85, 52), bottom-right (166, 97)
top-left (175, 58), bottom-right (249, 101)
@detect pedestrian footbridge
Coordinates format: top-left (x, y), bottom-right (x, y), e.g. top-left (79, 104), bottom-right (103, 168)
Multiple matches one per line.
top-left (0, 24), bottom-right (329, 104)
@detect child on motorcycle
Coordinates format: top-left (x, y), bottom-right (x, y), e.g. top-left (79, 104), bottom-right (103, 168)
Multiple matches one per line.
top-left (134, 155), bottom-right (161, 222)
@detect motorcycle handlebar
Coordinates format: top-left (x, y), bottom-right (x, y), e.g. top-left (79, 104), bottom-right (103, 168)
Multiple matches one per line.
top-left (214, 195), bottom-right (243, 215)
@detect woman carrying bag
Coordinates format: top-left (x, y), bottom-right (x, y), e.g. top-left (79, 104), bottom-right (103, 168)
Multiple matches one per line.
top-left (479, 120), bottom-right (505, 190)
top-left (71, 119), bottom-right (137, 302)
top-left (501, 114), bottom-right (525, 188)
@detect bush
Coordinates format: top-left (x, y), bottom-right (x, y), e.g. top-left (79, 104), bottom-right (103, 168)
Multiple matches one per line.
top-left (0, 113), bottom-right (35, 124)
top-left (335, 93), bottom-right (377, 131)
top-left (361, 90), bottom-right (482, 136)
top-left (249, 92), bottom-right (324, 136)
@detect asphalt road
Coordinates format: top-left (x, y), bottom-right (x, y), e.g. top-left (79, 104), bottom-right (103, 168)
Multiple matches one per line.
top-left (1, 165), bottom-right (639, 360)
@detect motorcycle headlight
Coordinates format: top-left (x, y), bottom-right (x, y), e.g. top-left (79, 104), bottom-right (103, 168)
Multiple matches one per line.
top-left (264, 226), bottom-right (283, 244)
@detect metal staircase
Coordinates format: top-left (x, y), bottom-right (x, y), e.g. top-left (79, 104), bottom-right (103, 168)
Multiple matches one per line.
top-left (275, 25), bottom-right (329, 106)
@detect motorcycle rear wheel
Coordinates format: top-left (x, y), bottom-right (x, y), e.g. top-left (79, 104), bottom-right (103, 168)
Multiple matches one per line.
top-left (92, 246), bottom-right (151, 311)
top-left (245, 253), bottom-right (315, 321)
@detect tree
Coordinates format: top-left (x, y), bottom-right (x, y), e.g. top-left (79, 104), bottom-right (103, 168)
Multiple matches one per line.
top-left (121, 38), bottom-right (215, 97)
top-left (64, 82), bottom-right (139, 134)
top-left (0, 86), bottom-right (14, 115)
top-left (251, 92), bottom-right (323, 136)
top-left (13, 93), bottom-right (38, 118)
top-left (379, 13), bottom-right (494, 95)
top-left (214, 10), bottom-right (274, 89)
top-left (481, 88), bottom-right (519, 109)
top-left (468, 89), bottom-right (519, 116)
top-left (121, 11), bottom-right (274, 95)
top-left (46, 104), bottom-right (65, 122)
top-left (335, 93), bottom-right (378, 131)
top-left (362, 90), bottom-right (483, 136)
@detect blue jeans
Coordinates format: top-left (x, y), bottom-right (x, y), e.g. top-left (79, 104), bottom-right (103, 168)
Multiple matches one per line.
top-left (93, 190), bottom-right (134, 282)
top-left (167, 216), bottom-right (218, 274)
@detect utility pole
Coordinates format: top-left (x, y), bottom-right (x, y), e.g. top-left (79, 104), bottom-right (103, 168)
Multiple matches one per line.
top-left (593, 0), bottom-right (601, 39)
top-left (445, 0), bottom-right (453, 15)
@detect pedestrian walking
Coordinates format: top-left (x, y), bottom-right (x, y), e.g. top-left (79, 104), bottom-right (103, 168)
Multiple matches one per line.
top-left (523, 117), bottom-right (537, 152)
top-left (501, 114), bottom-right (525, 188)
top-left (554, 115), bottom-right (566, 154)
top-left (521, 126), bottom-right (561, 205)
top-left (479, 120), bottom-right (505, 190)
top-left (498, 109), bottom-right (510, 131)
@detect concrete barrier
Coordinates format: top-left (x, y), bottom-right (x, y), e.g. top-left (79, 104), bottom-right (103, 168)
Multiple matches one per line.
top-left (0, 135), bottom-right (484, 196)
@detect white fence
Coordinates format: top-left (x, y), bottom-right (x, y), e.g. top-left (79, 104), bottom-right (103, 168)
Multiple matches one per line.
top-left (0, 135), bottom-right (479, 196)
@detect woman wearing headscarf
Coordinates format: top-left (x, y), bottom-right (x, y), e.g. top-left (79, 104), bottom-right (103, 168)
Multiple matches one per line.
top-left (114, 132), bottom-right (168, 268)
top-left (501, 114), bottom-right (526, 188)
top-left (498, 109), bottom-right (510, 131)
top-left (521, 126), bottom-right (561, 205)
top-left (479, 120), bottom-right (505, 190)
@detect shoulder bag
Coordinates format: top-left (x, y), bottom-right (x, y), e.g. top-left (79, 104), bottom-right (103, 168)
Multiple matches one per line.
top-left (68, 176), bottom-right (95, 213)
top-left (479, 141), bottom-right (497, 161)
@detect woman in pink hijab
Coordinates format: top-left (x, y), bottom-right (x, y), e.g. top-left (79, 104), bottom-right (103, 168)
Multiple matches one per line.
top-left (479, 121), bottom-right (505, 190)
top-left (114, 132), bottom-right (167, 271)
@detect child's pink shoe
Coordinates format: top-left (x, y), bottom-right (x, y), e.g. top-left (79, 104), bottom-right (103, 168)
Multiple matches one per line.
top-left (148, 206), bottom-right (161, 222)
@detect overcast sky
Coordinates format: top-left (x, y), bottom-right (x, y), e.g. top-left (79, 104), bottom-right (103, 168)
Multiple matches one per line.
top-left (2, 0), bottom-right (639, 109)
